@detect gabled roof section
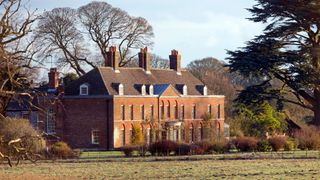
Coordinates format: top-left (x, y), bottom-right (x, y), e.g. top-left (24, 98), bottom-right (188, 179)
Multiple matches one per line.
top-left (154, 84), bottom-right (180, 97)
top-left (64, 68), bottom-right (109, 96)
top-left (64, 66), bottom-right (211, 96)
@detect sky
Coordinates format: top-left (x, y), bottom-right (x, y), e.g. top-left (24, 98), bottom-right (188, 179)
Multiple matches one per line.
top-left (29, 0), bottom-right (263, 67)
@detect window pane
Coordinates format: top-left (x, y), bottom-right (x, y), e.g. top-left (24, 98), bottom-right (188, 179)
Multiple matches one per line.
top-left (121, 105), bottom-right (125, 120)
top-left (92, 130), bottom-right (100, 144)
top-left (180, 105), bottom-right (184, 120)
top-left (47, 109), bottom-right (55, 134)
top-left (192, 105), bottom-right (196, 119)
top-left (130, 105), bottom-right (133, 120)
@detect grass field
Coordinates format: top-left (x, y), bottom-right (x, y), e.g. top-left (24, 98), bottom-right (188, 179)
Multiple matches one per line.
top-left (0, 157), bottom-right (319, 179)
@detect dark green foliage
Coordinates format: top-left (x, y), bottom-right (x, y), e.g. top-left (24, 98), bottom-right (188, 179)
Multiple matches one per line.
top-left (257, 139), bottom-right (272, 152)
top-left (227, 0), bottom-right (320, 126)
top-left (268, 136), bottom-right (287, 151)
top-left (236, 102), bottom-right (287, 137)
top-left (121, 146), bottom-right (136, 157)
top-left (62, 73), bottom-right (78, 86)
top-left (284, 139), bottom-right (297, 151)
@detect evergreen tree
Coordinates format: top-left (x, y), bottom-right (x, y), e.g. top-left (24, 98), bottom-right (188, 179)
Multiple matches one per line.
top-left (227, 0), bottom-right (320, 126)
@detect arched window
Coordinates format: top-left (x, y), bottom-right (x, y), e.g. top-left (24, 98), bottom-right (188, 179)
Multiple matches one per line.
top-left (166, 100), bottom-right (170, 119)
top-left (174, 101), bottom-right (178, 120)
top-left (130, 124), bottom-right (133, 144)
top-left (80, 84), bottom-right (89, 95)
top-left (189, 124), bottom-right (194, 143)
top-left (121, 125), bottom-right (125, 146)
top-left (198, 124), bottom-right (203, 141)
top-left (180, 105), bottom-right (184, 120)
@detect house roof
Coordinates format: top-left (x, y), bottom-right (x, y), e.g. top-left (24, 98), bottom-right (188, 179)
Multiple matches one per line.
top-left (64, 67), bottom-right (211, 96)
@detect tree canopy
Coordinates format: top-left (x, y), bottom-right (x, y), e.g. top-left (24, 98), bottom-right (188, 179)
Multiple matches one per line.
top-left (227, 0), bottom-right (320, 126)
top-left (36, 1), bottom-right (154, 76)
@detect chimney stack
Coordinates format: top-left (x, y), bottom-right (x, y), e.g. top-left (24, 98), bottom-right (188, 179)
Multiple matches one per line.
top-left (169, 49), bottom-right (181, 75)
top-left (138, 47), bottom-right (151, 74)
top-left (48, 68), bottom-right (59, 89)
top-left (105, 46), bottom-right (120, 72)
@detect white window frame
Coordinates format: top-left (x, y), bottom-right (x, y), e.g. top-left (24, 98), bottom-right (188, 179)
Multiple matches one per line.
top-left (80, 84), bottom-right (89, 95)
top-left (46, 109), bottom-right (56, 134)
top-left (91, 130), bottom-right (100, 144)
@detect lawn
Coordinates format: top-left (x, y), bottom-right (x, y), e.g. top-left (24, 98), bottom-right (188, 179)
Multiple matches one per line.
top-left (0, 158), bottom-right (319, 179)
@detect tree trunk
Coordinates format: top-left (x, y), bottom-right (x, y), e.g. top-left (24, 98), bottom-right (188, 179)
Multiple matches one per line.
top-left (313, 107), bottom-right (320, 126)
top-left (0, 97), bottom-right (8, 118)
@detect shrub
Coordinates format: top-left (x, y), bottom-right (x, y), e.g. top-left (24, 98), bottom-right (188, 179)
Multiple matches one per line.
top-left (284, 139), bottom-right (297, 151)
top-left (191, 145), bottom-right (205, 155)
top-left (174, 143), bottom-right (192, 155)
top-left (268, 136), bottom-right (287, 151)
top-left (51, 141), bottom-right (74, 159)
top-left (210, 141), bottom-right (227, 154)
top-left (137, 144), bottom-right (148, 156)
top-left (149, 140), bottom-right (177, 156)
top-left (195, 141), bottom-right (212, 153)
top-left (122, 145), bottom-right (137, 157)
top-left (131, 124), bottom-right (143, 145)
top-left (233, 137), bottom-right (258, 152)
top-left (294, 126), bottom-right (320, 150)
top-left (257, 139), bottom-right (271, 152)
top-left (0, 118), bottom-right (45, 154)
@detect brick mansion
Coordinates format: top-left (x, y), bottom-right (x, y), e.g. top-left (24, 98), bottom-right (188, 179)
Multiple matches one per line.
top-left (7, 47), bottom-right (225, 150)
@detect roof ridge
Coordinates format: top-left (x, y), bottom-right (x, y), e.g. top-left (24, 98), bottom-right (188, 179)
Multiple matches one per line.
top-left (97, 68), bottom-right (111, 95)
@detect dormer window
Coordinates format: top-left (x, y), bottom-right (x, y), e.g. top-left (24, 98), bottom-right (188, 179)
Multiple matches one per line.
top-left (141, 85), bottom-right (146, 96)
top-left (183, 85), bottom-right (188, 96)
top-left (203, 86), bottom-right (208, 96)
top-left (149, 85), bottom-right (154, 95)
top-left (119, 84), bottom-right (124, 95)
top-left (80, 84), bottom-right (89, 95)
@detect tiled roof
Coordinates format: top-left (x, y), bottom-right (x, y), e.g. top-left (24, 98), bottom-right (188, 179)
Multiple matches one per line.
top-left (64, 67), bottom-right (210, 96)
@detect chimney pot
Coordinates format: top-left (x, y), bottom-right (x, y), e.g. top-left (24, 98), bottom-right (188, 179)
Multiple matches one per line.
top-left (105, 46), bottom-right (120, 72)
top-left (169, 49), bottom-right (181, 75)
top-left (138, 47), bottom-right (151, 74)
top-left (48, 68), bottom-right (59, 89)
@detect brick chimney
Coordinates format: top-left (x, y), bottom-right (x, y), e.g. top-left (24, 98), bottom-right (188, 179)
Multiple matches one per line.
top-left (105, 46), bottom-right (120, 72)
top-left (169, 49), bottom-right (181, 75)
top-left (138, 47), bottom-right (151, 74)
top-left (48, 68), bottom-right (59, 89)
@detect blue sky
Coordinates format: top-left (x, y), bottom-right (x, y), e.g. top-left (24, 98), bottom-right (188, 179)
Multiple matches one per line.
top-left (29, 0), bottom-right (263, 67)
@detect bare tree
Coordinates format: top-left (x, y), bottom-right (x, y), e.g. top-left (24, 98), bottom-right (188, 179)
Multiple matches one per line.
top-left (36, 8), bottom-right (96, 76)
top-left (78, 1), bottom-right (154, 67)
top-left (125, 53), bottom-right (169, 69)
top-left (0, 0), bottom-right (38, 117)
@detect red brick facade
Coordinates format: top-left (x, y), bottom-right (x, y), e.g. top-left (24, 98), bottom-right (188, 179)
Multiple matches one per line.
top-left (55, 48), bottom-right (225, 149)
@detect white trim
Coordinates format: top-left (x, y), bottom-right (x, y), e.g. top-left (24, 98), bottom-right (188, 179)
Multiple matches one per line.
top-left (91, 130), bottom-right (100, 145)
top-left (80, 84), bottom-right (89, 95)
